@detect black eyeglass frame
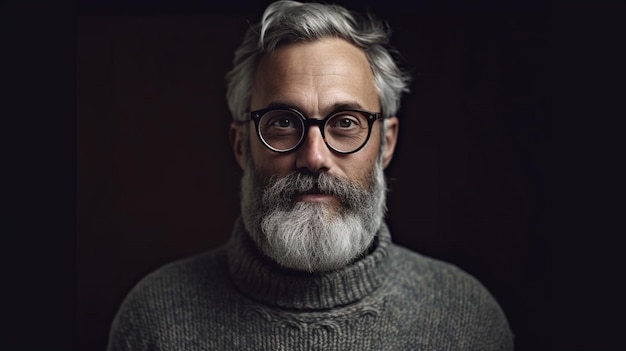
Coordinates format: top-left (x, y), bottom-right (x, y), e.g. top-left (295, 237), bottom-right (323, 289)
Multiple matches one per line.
top-left (247, 105), bottom-right (384, 154)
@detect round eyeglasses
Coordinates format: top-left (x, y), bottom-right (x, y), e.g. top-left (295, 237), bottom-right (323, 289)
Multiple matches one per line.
top-left (247, 105), bottom-right (384, 154)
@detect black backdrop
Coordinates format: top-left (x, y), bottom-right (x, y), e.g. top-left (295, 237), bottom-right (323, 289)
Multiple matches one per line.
top-left (77, 1), bottom-right (558, 350)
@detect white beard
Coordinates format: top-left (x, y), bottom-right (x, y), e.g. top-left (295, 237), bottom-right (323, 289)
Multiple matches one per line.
top-left (240, 164), bottom-right (388, 273)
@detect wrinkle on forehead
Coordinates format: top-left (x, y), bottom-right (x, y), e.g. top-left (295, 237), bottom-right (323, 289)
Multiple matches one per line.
top-left (251, 38), bottom-right (379, 117)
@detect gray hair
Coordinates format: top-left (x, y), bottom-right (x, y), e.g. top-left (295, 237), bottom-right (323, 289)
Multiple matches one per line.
top-left (225, 0), bottom-right (411, 122)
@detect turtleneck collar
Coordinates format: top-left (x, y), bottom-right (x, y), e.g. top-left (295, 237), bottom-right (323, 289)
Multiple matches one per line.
top-left (226, 217), bottom-right (392, 310)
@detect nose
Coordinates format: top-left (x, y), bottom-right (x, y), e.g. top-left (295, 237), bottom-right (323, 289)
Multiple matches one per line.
top-left (295, 124), bottom-right (333, 173)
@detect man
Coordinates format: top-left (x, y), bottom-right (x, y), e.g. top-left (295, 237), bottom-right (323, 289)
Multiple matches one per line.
top-left (107, 1), bottom-right (514, 350)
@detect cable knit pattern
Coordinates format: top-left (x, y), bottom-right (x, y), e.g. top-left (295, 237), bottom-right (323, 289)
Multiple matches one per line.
top-left (107, 218), bottom-right (514, 350)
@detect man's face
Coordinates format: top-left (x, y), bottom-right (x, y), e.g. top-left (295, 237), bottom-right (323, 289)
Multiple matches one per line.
top-left (231, 38), bottom-right (399, 272)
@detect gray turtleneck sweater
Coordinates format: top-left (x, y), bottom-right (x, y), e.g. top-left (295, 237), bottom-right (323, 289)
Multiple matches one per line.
top-left (107, 219), bottom-right (514, 350)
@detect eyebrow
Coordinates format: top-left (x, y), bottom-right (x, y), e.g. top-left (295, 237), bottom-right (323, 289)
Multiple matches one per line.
top-left (263, 101), bottom-right (370, 117)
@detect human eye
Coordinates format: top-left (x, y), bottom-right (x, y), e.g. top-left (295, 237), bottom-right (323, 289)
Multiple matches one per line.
top-left (262, 111), bottom-right (300, 130)
top-left (272, 117), bottom-right (296, 128)
top-left (328, 113), bottom-right (365, 133)
top-left (336, 117), bottom-right (357, 128)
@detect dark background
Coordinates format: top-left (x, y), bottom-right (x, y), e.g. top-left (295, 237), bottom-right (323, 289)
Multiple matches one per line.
top-left (74, 0), bottom-right (618, 350)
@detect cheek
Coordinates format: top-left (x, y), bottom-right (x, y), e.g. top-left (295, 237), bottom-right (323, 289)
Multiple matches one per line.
top-left (361, 160), bottom-right (378, 188)
top-left (355, 144), bottom-right (381, 187)
top-left (249, 140), bottom-right (296, 178)
top-left (342, 154), bottom-right (378, 189)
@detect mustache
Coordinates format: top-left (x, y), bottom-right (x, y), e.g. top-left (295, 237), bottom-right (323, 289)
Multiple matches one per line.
top-left (261, 171), bottom-right (368, 209)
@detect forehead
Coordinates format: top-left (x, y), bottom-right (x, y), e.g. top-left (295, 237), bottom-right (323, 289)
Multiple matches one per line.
top-left (250, 38), bottom-right (379, 114)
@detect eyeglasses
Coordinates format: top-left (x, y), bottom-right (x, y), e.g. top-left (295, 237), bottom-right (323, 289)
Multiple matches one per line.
top-left (247, 105), bottom-right (384, 154)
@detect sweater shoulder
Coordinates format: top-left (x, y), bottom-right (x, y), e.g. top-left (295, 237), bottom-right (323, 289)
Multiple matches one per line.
top-left (389, 244), bottom-right (485, 288)
top-left (111, 245), bottom-right (231, 325)
top-left (388, 243), bottom-right (500, 304)
top-left (129, 244), bottom-right (228, 299)
top-left (107, 245), bottom-right (237, 350)
top-left (385, 243), bottom-right (514, 348)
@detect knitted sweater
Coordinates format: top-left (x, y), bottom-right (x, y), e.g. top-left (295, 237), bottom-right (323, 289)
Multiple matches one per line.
top-left (107, 219), bottom-right (514, 350)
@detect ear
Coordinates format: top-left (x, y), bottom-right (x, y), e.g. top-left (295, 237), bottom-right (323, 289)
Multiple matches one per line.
top-left (230, 121), bottom-right (247, 171)
top-left (381, 116), bottom-right (399, 169)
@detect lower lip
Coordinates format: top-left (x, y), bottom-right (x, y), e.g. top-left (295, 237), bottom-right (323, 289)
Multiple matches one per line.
top-left (296, 193), bottom-right (339, 204)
